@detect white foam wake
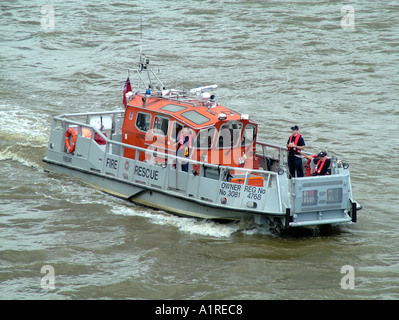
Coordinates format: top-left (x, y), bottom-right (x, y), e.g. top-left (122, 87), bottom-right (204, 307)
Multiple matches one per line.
top-left (0, 105), bottom-right (50, 144)
top-left (0, 143), bottom-right (43, 169)
top-left (111, 206), bottom-right (241, 238)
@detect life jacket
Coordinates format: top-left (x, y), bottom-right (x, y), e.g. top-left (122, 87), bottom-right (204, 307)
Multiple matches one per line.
top-left (313, 158), bottom-right (328, 175)
top-left (288, 134), bottom-right (301, 153)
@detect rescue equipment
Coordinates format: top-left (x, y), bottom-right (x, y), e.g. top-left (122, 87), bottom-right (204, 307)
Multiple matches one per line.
top-left (178, 133), bottom-right (192, 157)
top-left (231, 175), bottom-right (264, 187)
top-left (65, 128), bottom-right (77, 153)
top-left (313, 158), bottom-right (328, 175)
top-left (288, 134), bottom-right (301, 153)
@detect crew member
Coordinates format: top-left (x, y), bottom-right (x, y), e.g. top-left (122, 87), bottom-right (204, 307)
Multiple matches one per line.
top-left (175, 126), bottom-right (193, 172)
top-left (302, 151), bottom-right (331, 176)
top-left (287, 125), bottom-right (305, 178)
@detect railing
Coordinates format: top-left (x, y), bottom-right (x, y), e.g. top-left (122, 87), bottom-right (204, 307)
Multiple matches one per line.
top-left (52, 111), bottom-right (285, 215)
top-left (255, 140), bottom-right (287, 174)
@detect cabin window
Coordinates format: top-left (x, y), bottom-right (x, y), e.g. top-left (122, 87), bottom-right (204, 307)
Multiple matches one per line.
top-left (153, 116), bottom-right (169, 136)
top-left (241, 124), bottom-right (256, 146)
top-left (217, 121), bottom-right (242, 149)
top-left (181, 110), bottom-right (210, 125)
top-left (161, 104), bottom-right (187, 113)
top-left (170, 121), bottom-right (184, 141)
top-left (196, 127), bottom-right (216, 149)
top-left (129, 112), bottom-right (134, 120)
top-left (171, 121), bottom-right (194, 142)
top-left (136, 112), bottom-right (152, 132)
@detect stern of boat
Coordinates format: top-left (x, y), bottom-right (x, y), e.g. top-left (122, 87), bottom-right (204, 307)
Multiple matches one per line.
top-left (285, 174), bottom-right (359, 228)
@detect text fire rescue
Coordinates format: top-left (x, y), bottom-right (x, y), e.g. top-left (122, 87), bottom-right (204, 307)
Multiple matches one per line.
top-left (134, 165), bottom-right (159, 180)
top-left (106, 158), bottom-right (159, 181)
top-left (106, 158), bottom-right (118, 169)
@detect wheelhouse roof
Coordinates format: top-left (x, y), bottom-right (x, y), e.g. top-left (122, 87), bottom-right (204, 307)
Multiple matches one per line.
top-left (127, 93), bottom-right (257, 130)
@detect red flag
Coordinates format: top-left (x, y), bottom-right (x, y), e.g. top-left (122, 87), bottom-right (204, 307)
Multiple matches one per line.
top-left (123, 77), bottom-right (132, 108)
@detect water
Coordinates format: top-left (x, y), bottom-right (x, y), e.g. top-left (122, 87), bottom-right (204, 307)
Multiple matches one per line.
top-left (1, 0), bottom-right (398, 300)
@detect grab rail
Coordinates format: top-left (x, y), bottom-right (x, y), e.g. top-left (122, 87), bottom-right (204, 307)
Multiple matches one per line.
top-left (54, 112), bottom-right (284, 213)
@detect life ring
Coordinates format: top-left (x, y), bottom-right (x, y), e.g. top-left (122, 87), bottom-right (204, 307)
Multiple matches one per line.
top-left (65, 128), bottom-right (77, 153)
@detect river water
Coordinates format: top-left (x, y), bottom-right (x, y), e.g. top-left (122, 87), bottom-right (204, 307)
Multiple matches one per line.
top-left (1, 0), bottom-right (398, 300)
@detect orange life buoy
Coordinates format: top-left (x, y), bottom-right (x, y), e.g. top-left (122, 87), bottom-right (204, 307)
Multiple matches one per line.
top-left (65, 128), bottom-right (77, 153)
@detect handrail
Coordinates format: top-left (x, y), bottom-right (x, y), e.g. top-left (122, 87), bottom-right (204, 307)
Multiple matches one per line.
top-left (54, 112), bottom-right (285, 214)
top-left (57, 113), bottom-right (280, 177)
top-left (57, 110), bottom-right (125, 118)
top-left (256, 140), bottom-right (287, 151)
top-left (255, 140), bottom-right (287, 163)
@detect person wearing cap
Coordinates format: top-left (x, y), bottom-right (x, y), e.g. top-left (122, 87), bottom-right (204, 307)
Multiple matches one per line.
top-left (301, 151), bottom-right (331, 176)
top-left (174, 126), bottom-right (194, 172)
top-left (287, 125), bottom-right (306, 178)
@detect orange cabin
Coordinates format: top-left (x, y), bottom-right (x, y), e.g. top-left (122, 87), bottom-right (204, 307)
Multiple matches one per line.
top-left (121, 92), bottom-right (259, 170)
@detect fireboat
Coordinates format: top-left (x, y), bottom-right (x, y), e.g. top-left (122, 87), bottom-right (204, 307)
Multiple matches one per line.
top-left (43, 55), bottom-right (361, 230)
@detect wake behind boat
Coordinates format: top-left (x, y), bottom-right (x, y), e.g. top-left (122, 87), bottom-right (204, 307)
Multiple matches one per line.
top-left (43, 55), bottom-right (361, 230)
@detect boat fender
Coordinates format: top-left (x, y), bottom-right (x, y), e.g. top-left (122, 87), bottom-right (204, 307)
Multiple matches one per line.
top-left (65, 128), bottom-right (77, 153)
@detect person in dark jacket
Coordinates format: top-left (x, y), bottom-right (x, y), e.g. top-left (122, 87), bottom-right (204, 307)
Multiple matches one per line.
top-left (174, 126), bottom-right (194, 172)
top-left (302, 151), bottom-right (331, 176)
top-left (287, 125), bottom-right (305, 178)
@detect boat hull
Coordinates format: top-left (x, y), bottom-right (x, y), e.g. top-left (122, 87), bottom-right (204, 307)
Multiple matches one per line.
top-left (43, 160), bottom-right (258, 222)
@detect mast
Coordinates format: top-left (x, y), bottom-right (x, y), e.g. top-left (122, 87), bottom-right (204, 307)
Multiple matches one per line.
top-left (139, 15), bottom-right (143, 58)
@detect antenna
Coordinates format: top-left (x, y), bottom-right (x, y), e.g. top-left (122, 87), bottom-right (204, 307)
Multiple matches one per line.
top-left (139, 15), bottom-right (143, 57)
top-left (133, 16), bottom-right (166, 93)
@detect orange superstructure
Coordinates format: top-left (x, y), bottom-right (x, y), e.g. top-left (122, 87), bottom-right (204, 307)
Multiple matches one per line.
top-left (122, 89), bottom-right (259, 171)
